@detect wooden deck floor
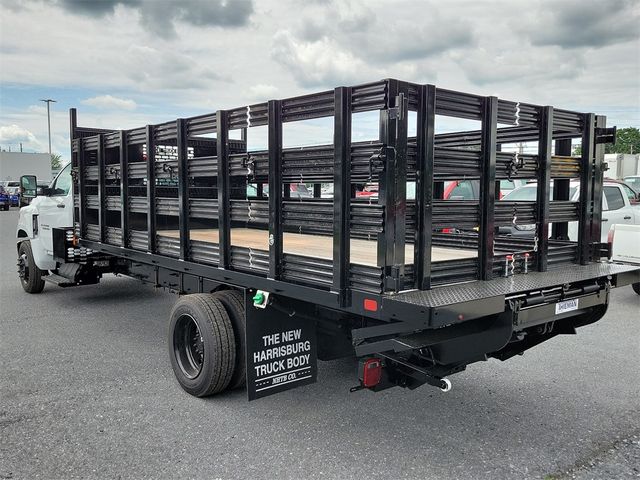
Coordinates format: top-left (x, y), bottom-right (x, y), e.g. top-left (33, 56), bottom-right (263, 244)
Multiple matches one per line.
top-left (160, 228), bottom-right (476, 267)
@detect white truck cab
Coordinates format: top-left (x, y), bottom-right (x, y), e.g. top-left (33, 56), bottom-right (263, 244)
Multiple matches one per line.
top-left (16, 163), bottom-right (74, 271)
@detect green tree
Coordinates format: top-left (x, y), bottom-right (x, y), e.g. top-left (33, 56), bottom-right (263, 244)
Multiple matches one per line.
top-left (572, 127), bottom-right (639, 156)
top-left (51, 153), bottom-right (62, 170)
top-left (606, 127), bottom-right (640, 154)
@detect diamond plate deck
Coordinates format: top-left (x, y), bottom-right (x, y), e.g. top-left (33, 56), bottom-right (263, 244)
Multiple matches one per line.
top-left (386, 262), bottom-right (639, 308)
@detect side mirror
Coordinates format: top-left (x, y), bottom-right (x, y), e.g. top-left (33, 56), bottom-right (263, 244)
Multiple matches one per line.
top-left (20, 175), bottom-right (37, 199)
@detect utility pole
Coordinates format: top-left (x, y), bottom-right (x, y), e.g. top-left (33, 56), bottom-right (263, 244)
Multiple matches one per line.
top-left (40, 98), bottom-right (57, 156)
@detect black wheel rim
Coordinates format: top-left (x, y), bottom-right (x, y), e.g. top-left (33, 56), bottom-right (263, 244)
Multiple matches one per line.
top-left (18, 253), bottom-right (29, 284)
top-left (173, 314), bottom-right (204, 379)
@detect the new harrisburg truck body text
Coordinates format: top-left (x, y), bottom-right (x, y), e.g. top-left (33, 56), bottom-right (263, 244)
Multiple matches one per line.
top-left (16, 79), bottom-right (640, 400)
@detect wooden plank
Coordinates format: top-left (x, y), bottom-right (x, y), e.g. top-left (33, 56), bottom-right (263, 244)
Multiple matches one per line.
top-left (158, 228), bottom-right (477, 267)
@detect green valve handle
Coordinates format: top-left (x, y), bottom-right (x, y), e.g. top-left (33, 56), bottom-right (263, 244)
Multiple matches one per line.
top-left (252, 291), bottom-right (265, 305)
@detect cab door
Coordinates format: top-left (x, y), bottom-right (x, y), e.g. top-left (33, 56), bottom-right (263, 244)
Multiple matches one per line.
top-left (36, 163), bottom-right (74, 260)
top-left (601, 184), bottom-right (634, 242)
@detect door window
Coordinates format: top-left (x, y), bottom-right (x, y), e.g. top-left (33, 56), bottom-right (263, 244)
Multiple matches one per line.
top-left (603, 186), bottom-right (625, 210)
top-left (51, 163), bottom-right (72, 196)
top-left (621, 184), bottom-right (636, 201)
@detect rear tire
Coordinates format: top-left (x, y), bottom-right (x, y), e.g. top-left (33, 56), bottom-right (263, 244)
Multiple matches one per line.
top-left (212, 290), bottom-right (246, 390)
top-left (168, 294), bottom-right (236, 397)
top-left (18, 241), bottom-right (45, 294)
top-left (633, 283), bottom-right (640, 295)
top-left (3, 205), bottom-right (8, 211)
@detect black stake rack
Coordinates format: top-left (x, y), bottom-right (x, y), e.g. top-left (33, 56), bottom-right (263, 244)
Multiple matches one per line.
top-left (70, 78), bottom-right (612, 313)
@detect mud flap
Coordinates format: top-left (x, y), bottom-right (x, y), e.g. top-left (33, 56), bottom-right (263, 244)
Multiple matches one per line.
top-left (245, 293), bottom-right (317, 400)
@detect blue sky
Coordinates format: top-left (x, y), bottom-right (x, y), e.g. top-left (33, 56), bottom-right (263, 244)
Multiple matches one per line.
top-left (1, 0), bottom-right (638, 164)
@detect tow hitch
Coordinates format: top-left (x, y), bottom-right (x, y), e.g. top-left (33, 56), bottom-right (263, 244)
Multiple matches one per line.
top-left (350, 355), bottom-right (452, 393)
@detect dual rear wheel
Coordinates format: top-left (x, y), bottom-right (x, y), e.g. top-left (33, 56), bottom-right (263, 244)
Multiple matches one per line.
top-left (168, 291), bottom-right (246, 397)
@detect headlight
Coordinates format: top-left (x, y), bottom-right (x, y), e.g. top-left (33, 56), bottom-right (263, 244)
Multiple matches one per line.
top-left (514, 223), bottom-right (535, 231)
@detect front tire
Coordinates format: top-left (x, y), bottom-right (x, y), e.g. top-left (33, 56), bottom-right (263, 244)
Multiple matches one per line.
top-left (18, 241), bottom-right (45, 294)
top-left (633, 283), bottom-right (640, 295)
top-left (168, 294), bottom-right (236, 397)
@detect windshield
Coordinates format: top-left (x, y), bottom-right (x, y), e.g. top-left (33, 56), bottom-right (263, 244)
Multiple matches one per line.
top-left (502, 186), bottom-right (537, 201)
top-left (50, 163), bottom-right (72, 196)
top-left (624, 177), bottom-right (640, 193)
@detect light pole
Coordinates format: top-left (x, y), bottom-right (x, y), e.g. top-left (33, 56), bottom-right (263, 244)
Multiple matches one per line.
top-left (40, 98), bottom-right (56, 156)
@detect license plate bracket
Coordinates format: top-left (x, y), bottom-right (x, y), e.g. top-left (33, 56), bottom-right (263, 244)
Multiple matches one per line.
top-left (555, 298), bottom-right (579, 315)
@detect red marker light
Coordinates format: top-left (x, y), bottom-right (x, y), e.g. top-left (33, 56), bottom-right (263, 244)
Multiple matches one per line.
top-left (361, 358), bottom-right (382, 388)
top-left (363, 298), bottom-right (378, 312)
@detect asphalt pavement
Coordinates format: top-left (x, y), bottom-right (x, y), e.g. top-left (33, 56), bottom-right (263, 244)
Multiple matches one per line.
top-left (1, 208), bottom-right (639, 480)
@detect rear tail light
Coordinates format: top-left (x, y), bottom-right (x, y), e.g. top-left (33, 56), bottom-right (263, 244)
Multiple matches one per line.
top-left (359, 358), bottom-right (382, 388)
top-left (607, 226), bottom-right (615, 260)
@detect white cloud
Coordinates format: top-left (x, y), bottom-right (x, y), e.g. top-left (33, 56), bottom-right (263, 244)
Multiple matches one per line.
top-left (247, 84), bottom-right (278, 101)
top-left (0, 0), bottom-right (637, 156)
top-left (81, 94), bottom-right (137, 110)
top-left (271, 30), bottom-right (376, 88)
top-left (452, 46), bottom-right (587, 87)
top-left (0, 124), bottom-right (42, 150)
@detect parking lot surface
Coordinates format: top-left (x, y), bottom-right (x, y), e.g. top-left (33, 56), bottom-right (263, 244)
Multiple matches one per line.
top-left (1, 208), bottom-right (639, 479)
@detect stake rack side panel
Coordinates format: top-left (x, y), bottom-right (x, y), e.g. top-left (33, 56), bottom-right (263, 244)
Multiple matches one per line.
top-left (71, 78), bottom-right (603, 308)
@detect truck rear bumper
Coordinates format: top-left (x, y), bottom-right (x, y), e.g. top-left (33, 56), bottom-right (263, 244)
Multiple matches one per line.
top-left (354, 262), bottom-right (639, 358)
top-left (380, 262), bottom-right (640, 328)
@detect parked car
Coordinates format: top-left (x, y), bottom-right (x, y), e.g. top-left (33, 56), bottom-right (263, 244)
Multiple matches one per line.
top-left (501, 179), bottom-right (640, 241)
top-left (0, 186), bottom-right (10, 211)
top-left (6, 186), bottom-right (20, 206)
top-left (356, 183), bottom-right (379, 199)
top-left (353, 179), bottom-right (525, 202)
top-left (443, 179), bottom-right (526, 200)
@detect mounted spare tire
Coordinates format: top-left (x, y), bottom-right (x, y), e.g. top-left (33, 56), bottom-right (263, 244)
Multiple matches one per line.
top-left (212, 289), bottom-right (246, 390)
top-left (168, 294), bottom-right (236, 397)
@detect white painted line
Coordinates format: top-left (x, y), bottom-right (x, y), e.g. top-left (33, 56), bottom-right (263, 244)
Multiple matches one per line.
top-left (255, 366), bottom-right (311, 383)
top-left (255, 375), bottom-right (312, 392)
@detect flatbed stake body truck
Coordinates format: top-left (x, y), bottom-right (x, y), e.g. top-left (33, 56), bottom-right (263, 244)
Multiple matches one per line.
top-left (16, 79), bottom-right (640, 400)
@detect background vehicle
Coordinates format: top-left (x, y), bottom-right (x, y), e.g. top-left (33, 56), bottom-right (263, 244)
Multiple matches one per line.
top-left (7, 186), bottom-right (20, 206)
top-left (16, 78), bottom-right (640, 402)
top-left (356, 179), bottom-right (525, 202)
top-left (501, 180), bottom-right (640, 241)
top-left (0, 185), bottom-right (9, 210)
top-left (356, 183), bottom-right (378, 199)
top-left (609, 223), bottom-right (640, 295)
top-left (443, 179), bottom-right (526, 200)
